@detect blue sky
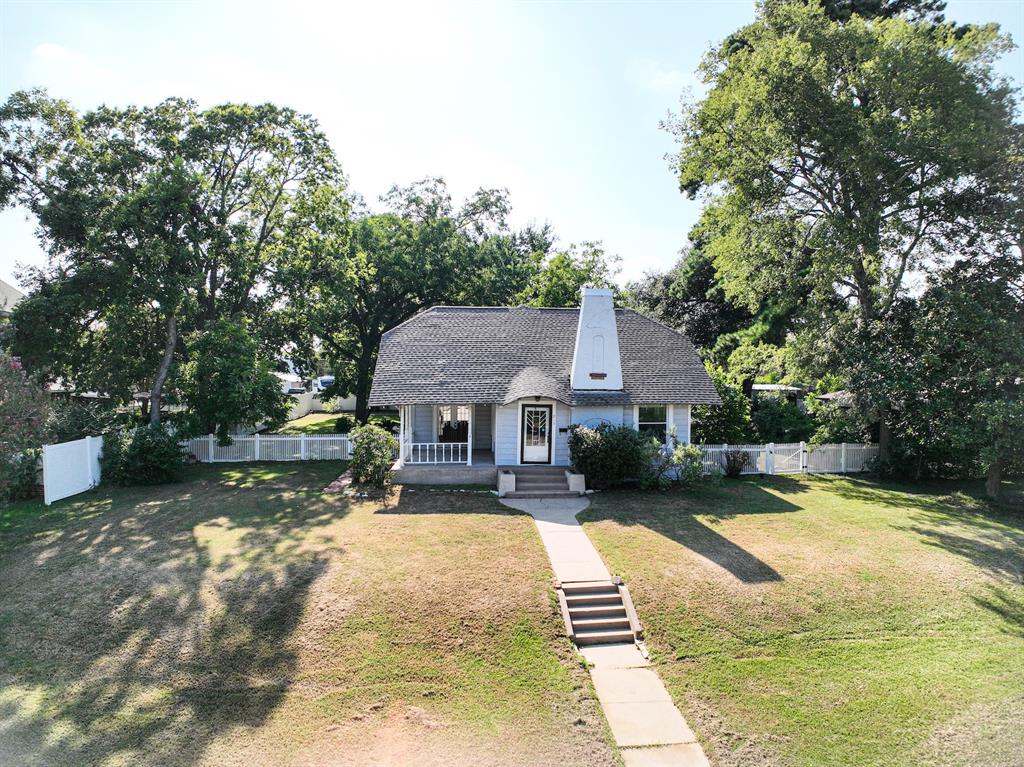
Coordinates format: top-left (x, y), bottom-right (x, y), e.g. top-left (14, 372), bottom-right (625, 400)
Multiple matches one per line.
top-left (1, 0), bottom-right (1021, 289)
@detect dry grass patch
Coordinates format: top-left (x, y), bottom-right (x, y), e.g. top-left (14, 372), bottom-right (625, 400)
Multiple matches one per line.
top-left (580, 475), bottom-right (1024, 767)
top-left (0, 464), bottom-right (616, 767)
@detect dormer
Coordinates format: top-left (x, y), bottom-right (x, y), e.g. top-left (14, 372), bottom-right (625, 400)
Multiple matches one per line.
top-left (570, 287), bottom-right (623, 391)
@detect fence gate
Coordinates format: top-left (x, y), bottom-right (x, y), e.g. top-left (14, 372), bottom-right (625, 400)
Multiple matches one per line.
top-left (772, 443), bottom-right (804, 473)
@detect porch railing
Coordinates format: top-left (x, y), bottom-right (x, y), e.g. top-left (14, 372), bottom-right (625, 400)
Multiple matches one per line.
top-left (404, 442), bottom-right (470, 464)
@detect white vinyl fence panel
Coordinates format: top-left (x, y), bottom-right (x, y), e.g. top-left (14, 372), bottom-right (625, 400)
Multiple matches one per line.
top-left (43, 435), bottom-right (103, 505)
top-left (696, 442), bottom-right (877, 476)
top-left (181, 433), bottom-right (352, 463)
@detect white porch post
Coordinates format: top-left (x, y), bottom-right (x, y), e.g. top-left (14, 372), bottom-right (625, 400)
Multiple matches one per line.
top-left (466, 404), bottom-right (473, 466)
top-left (397, 405), bottom-right (406, 468)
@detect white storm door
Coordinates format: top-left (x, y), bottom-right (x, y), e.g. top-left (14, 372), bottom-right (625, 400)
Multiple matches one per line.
top-left (522, 405), bottom-right (551, 463)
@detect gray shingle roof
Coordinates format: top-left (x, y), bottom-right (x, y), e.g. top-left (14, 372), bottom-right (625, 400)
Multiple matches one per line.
top-left (368, 306), bottom-right (721, 407)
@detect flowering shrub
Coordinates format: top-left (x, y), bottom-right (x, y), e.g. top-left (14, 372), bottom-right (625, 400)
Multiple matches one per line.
top-left (0, 351), bottom-right (51, 501)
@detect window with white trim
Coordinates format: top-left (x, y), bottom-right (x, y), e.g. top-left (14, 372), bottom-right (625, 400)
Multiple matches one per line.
top-left (637, 405), bottom-right (669, 443)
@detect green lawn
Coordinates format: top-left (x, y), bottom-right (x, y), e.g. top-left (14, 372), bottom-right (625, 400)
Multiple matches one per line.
top-left (580, 476), bottom-right (1024, 767)
top-left (273, 412), bottom-right (351, 434)
top-left (0, 464), bottom-right (616, 767)
top-left (273, 410), bottom-right (398, 435)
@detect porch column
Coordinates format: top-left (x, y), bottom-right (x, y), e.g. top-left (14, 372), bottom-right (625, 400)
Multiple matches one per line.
top-left (397, 405), bottom-right (406, 468)
top-left (466, 404), bottom-right (473, 466)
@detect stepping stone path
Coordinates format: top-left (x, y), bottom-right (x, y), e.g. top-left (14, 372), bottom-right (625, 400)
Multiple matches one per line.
top-left (499, 497), bottom-right (710, 767)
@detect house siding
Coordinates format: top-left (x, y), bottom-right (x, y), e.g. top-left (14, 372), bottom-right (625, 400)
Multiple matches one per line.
top-left (553, 404), bottom-right (570, 466)
top-left (622, 406), bottom-right (634, 428)
top-left (412, 405), bottom-right (434, 443)
top-left (673, 404), bottom-right (691, 444)
top-left (495, 404), bottom-right (518, 465)
top-left (570, 406), bottom-right (624, 428)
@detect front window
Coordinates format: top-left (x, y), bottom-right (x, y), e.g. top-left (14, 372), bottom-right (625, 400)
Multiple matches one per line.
top-left (637, 405), bottom-right (668, 443)
top-left (438, 405), bottom-right (470, 442)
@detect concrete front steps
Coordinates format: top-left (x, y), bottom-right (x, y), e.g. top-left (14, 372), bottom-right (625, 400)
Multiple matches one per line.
top-left (505, 466), bottom-right (579, 499)
top-left (556, 579), bottom-right (643, 646)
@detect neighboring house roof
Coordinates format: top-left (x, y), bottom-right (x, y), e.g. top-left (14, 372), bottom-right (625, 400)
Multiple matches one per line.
top-left (369, 306), bottom-right (722, 407)
top-left (817, 389), bottom-right (855, 407)
top-left (751, 383), bottom-right (804, 394)
top-left (0, 278), bottom-right (25, 316)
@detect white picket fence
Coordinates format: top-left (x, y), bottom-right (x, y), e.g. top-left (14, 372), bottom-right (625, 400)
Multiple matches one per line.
top-left (43, 435), bottom-right (103, 505)
top-left (181, 433), bottom-right (352, 463)
top-left (697, 442), bottom-right (878, 476)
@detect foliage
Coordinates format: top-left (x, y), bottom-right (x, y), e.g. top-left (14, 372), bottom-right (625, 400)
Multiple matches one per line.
top-left (0, 352), bottom-right (50, 501)
top-left (5, 450), bottom-right (41, 502)
top-left (642, 440), bottom-right (705, 490)
top-left (843, 258), bottom-right (1024, 486)
top-left (568, 424), bottom-right (650, 489)
top-left (752, 395), bottom-right (816, 443)
top-left (723, 449), bottom-right (750, 479)
top-left (178, 319), bottom-right (289, 443)
top-left (672, 1), bottom-right (1017, 458)
top-left (2, 92), bottom-right (337, 424)
top-left (277, 179), bottom-right (540, 422)
top-left (46, 399), bottom-right (126, 444)
top-left (626, 246), bottom-right (750, 350)
top-left (349, 423), bottom-right (397, 486)
top-left (517, 242), bottom-right (620, 307)
top-left (101, 423), bottom-right (185, 486)
top-left (692, 365), bottom-right (754, 443)
top-left (808, 400), bottom-right (872, 445)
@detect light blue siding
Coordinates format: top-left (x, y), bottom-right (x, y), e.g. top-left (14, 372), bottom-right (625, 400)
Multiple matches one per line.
top-left (673, 405), bottom-right (691, 444)
top-left (412, 405), bottom-right (434, 443)
top-left (570, 406), bottom-right (624, 428)
top-left (622, 406), bottom-right (634, 428)
top-left (553, 404), bottom-right (570, 466)
top-left (495, 403), bottom-right (518, 464)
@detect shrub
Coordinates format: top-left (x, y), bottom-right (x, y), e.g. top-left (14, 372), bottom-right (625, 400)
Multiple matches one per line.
top-left (1, 351), bottom-right (51, 502)
top-left (568, 424), bottom-right (649, 489)
top-left (102, 424), bottom-right (185, 486)
top-left (752, 395), bottom-right (815, 442)
top-left (5, 450), bottom-right (41, 501)
top-left (350, 424), bottom-right (397, 486)
top-left (642, 441), bottom-right (705, 490)
top-left (723, 449), bottom-right (749, 479)
top-left (46, 400), bottom-right (126, 443)
top-left (692, 365), bottom-right (754, 443)
top-left (333, 414), bottom-right (357, 432)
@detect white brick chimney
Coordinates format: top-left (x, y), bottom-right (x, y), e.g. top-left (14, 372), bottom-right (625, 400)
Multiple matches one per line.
top-left (570, 287), bottom-right (623, 390)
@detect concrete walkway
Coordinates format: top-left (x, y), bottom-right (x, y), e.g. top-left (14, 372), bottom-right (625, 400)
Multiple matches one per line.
top-left (499, 497), bottom-right (711, 767)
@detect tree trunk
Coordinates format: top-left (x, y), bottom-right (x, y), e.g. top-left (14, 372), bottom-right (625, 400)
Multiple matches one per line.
top-left (986, 459), bottom-right (1003, 502)
top-left (149, 314), bottom-right (177, 426)
top-left (878, 409), bottom-right (892, 464)
top-left (353, 335), bottom-right (379, 425)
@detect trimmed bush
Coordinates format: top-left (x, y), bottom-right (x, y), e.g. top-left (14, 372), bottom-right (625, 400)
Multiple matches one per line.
top-left (642, 441), bottom-right (705, 490)
top-left (723, 449), bottom-right (750, 479)
top-left (350, 424), bottom-right (397, 486)
top-left (102, 424), bottom-right (185, 486)
top-left (568, 424), bottom-right (649, 489)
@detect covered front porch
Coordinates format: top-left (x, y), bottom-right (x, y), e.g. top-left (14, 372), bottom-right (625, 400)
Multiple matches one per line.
top-left (396, 403), bottom-right (495, 467)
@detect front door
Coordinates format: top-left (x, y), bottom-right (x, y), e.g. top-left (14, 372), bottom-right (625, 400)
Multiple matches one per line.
top-left (521, 405), bottom-right (552, 464)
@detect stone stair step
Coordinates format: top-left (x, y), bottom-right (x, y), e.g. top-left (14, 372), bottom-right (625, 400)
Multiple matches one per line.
top-left (565, 592), bottom-right (623, 606)
top-left (516, 480), bottom-right (571, 490)
top-left (574, 628), bottom-right (637, 646)
top-left (561, 580), bottom-right (618, 595)
top-left (505, 491), bottom-right (579, 499)
top-left (572, 616), bottom-right (632, 632)
top-left (568, 604), bottom-right (628, 618)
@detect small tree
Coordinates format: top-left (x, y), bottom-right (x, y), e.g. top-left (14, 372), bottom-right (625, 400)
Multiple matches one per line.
top-left (349, 424), bottom-right (397, 487)
top-left (0, 352), bottom-right (51, 500)
top-left (692, 365), bottom-right (753, 443)
top-left (178, 319), bottom-right (289, 443)
top-left (100, 423), bottom-right (185, 486)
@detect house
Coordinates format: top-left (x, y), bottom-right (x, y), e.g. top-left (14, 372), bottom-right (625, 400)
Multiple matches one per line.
top-left (0, 278), bottom-right (24, 317)
top-left (750, 382), bottom-right (808, 412)
top-left (368, 287), bottom-right (721, 487)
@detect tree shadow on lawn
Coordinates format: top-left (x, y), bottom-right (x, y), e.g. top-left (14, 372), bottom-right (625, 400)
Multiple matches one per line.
top-left (376, 485), bottom-right (521, 516)
top-left (583, 480), bottom-right (804, 584)
top-left (0, 462), bottom-right (349, 767)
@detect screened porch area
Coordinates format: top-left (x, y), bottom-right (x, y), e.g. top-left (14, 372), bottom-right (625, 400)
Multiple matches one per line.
top-left (397, 403), bottom-right (494, 466)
